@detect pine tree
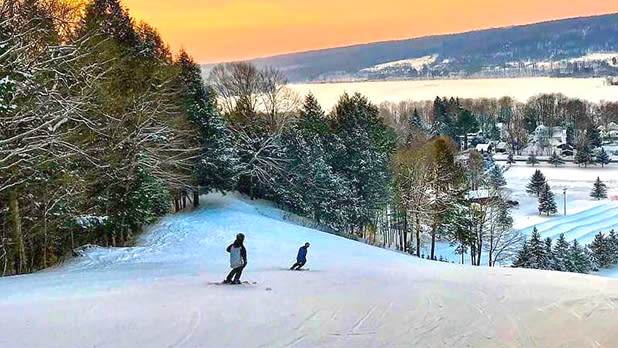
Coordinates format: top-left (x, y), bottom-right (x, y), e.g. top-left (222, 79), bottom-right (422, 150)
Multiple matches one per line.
top-left (575, 141), bottom-right (594, 168)
top-left (407, 108), bottom-right (425, 143)
top-left (526, 227), bottom-right (550, 269)
top-left (552, 234), bottom-right (571, 271)
top-left (487, 165), bottom-right (506, 189)
top-left (608, 230), bottom-right (618, 265)
top-left (589, 232), bottom-right (612, 268)
top-left (597, 147), bottom-right (610, 167)
top-left (512, 241), bottom-right (530, 268)
top-left (568, 239), bottom-right (592, 273)
top-left (506, 152), bottom-right (515, 165)
top-left (586, 126), bottom-right (602, 148)
top-left (526, 153), bottom-right (539, 166)
top-left (590, 177), bottom-right (608, 200)
top-left (177, 50), bottom-right (239, 195)
top-left (548, 151), bottom-right (564, 167)
top-left (526, 170), bottom-right (547, 197)
top-left (544, 237), bottom-right (554, 269)
top-left (538, 183), bottom-right (557, 216)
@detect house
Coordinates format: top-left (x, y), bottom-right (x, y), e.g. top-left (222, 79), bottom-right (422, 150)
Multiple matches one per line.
top-left (475, 143), bottom-right (492, 154)
top-left (495, 142), bottom-right (508, 153)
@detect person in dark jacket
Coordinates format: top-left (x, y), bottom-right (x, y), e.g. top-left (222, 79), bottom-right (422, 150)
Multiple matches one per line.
top-left (224, 233), bottom-right (247, 284)
top-left (290, 242), bottom-right (310, 270)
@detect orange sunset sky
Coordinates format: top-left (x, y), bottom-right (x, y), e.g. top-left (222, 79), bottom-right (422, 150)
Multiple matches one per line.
top-left (122, 0), bottom-right (618, 64)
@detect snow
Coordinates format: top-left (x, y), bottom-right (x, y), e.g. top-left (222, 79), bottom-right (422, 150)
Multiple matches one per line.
top-left (361, 55), bottom-right (438, 72)
top-left (289, 77), bottom-right (618, 112)
top-left (420, 163), bottom-right (618, 267)
top-left (2, 193), bottom-right (618, 347)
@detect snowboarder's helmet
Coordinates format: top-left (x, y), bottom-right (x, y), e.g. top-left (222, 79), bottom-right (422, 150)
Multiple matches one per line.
top-left (237, 233), bottom-right (245, 241)
top-left (305, 242), bottom-right (310, 247)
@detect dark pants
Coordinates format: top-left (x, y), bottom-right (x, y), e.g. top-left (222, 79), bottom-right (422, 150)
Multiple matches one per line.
top-left (290, 261), bottom-right (305, 270)
top-left (226, 265), bottom-right (245, 282)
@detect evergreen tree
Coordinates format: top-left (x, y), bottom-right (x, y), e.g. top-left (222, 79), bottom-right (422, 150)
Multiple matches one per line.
top-left (544, 237), bottom-right (554, 269)
top-left (526, 170), bottom-right (547, 197)
top-left (526, 227), bottom-right (550, 269)
top-left (487, 165), bottom-right (506, 189)
top-left (330, 93), bottom-right (396, 231)
top-left (589, 232), bottom-right (612, 268)
top-left (548, 151), bottom-right (564, 167)
top-left (177, 50), bottom-right (239, 195)
top-left (526, 153), bottom-right (539, 166)
top-left (586, 126), bottom-right (602, 148)
top-left (575, 141), bottom-right (594, 168)
top-left (454, 109), bottom-right (478, 149)
top-left (568, 239), bottom-right (592, 273)
top-left (608, 230), bottom-right (618, 265)
top-left (512, 241), bottom-right (530, 268)
top-left (538, 183), bottom-right (557, 216)
top-left (407, 108), bottom-right (425, 143)
top-left (590, 177), bottom-right (608, 200)
top-left (506, 152), bottom-right (515, 164)
top-left (597, 147), bottom-right (611, 167)
top-left (552, 234), bottom-right (571, 271)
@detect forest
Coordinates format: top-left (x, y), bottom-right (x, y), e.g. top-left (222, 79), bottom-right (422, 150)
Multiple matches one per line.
top-left (3, 0), bottom-right (618, 276)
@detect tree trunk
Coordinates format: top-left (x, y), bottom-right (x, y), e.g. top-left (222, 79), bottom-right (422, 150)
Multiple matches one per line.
top-left (430, 225), bottom-right (436, 261)
top-left (415, 214), bottom-right (421, 257)
top-left (9, 190), bottom-right (26, 274)
top-left (193, 190), bottom-right (200, 208)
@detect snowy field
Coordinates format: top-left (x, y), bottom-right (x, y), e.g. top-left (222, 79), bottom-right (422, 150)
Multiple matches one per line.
top-left (289, 77), bottom-right (618, 111)
top-left (2, 193), bottom-right (618, 348)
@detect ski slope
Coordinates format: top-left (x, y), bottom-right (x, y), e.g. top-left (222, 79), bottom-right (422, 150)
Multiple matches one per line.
top-left (519, 203), bottom-right (618, 244)
top-left (2, 193), bottom-right (618, 348)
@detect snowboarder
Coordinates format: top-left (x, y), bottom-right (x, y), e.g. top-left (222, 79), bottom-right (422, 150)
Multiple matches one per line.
top-left (224, 233), bottom-right (247, 284)
top-left (290, 242), bottom-right (310, 270)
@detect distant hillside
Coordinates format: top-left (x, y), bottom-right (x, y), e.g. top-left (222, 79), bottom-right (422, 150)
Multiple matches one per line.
top-left (203, 13), bottom-right (618, 82)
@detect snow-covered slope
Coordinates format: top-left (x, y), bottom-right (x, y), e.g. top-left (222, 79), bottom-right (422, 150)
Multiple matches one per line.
top-left (2, 193), bottom-right (618, 348)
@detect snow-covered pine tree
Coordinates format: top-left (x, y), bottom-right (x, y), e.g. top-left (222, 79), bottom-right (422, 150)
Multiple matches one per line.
top-left (589, 232), bottom-right (612, 268)
top-left (608, 230), bottom-right (618, 265)
top-left (520, 227), bottom-right (550, 269)
top-left (407, 108), bottom-right (426, 143)
top-left (506, 152), bottom-right (515, 165)
top-left (526, 153), bottom-right (539, 166)
top-left (575, 141), bottom-right (594, 168)
top-left (544, 237), bottom-right (554, 270)
top-left (597, 147), bottom-right (610, 167)
top-left (512, 241), bottom-right (530, 268)
top-left (548, 151), bottom-right (564, 167)
top-left (586, 126), bottom-right (602, 148)
top-left (568, 239), bottom-right (592, 273)
top-left (177, 50), bottom-right (239, 197)
top-left (590, 177), bottom-right (608, 200)
top-left (487, 165), bottom-right (506, 189)
top-left (526, 170), bottom-right (547, 197)
top-left (538, 183), bottom-right (557, 216)
top-left (552, 234), bottom-right (571, 271)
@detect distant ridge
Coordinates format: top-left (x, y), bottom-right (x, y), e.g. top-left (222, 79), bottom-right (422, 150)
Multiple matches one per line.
top-left (203, 13), bottom-right (618, 82)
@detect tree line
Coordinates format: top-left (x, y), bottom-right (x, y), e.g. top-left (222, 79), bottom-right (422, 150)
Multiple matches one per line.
top-left (4, 1), bottom-right (617, 277)
top-left (513, 228), bottom-right (618, 274)
top-left (0, 0), bottom-right (235, 275)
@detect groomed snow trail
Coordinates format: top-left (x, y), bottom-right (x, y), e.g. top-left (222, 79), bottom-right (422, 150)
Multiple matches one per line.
top-left (2, 194), bottom-right (618, 348)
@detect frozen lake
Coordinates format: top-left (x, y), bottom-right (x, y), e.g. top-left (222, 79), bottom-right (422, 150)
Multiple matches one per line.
top-left (290, 77), bottom-right (618, 111)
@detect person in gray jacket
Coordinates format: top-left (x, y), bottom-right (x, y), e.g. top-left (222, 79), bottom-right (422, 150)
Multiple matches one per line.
top-left (224, 233), bottom-right (247, 284)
